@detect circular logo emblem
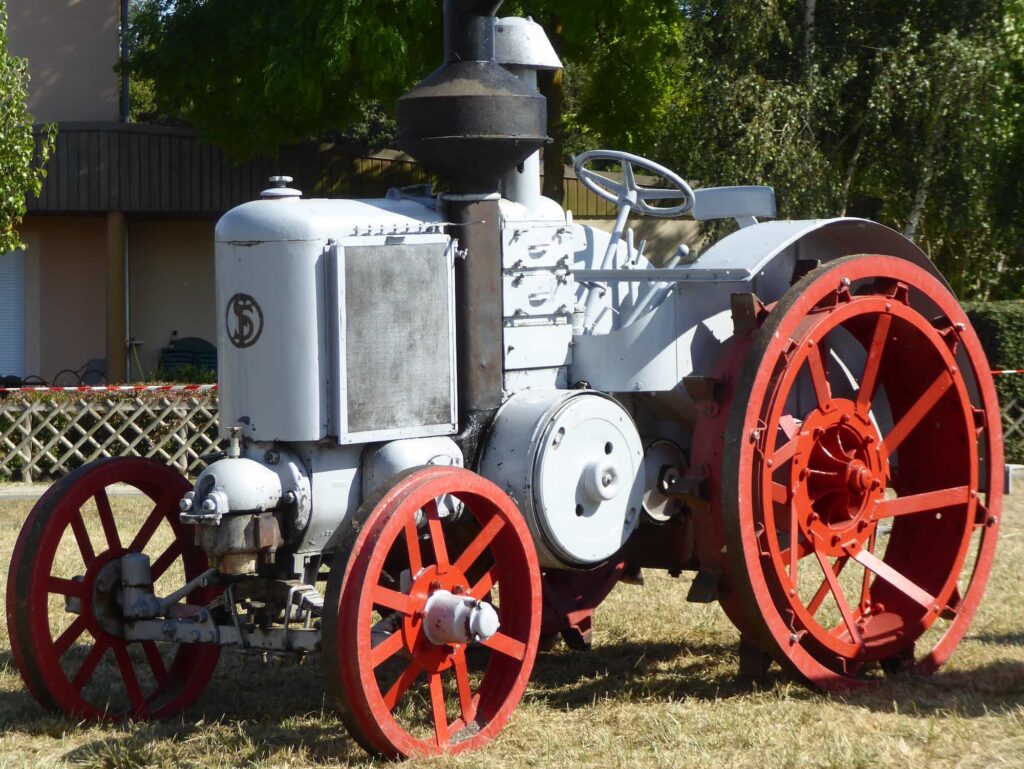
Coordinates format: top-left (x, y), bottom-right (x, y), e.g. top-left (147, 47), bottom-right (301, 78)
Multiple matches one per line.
top-left (225, 293), bottom-right (264, 348)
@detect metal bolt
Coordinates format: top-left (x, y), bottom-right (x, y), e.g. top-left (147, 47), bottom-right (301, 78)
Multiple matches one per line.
top-left (841, 277), bottom-right (851, 286)
top-left (789, 632), bottom-right (801, 644)
top-left (955, 322), bottom-right (966, 331)
top-left (987, 515), bottom-right (998, 527)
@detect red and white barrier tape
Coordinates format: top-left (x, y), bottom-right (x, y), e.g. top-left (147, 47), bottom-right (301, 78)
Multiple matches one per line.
top-left (2, 371), bottom-right (1023, 392)
top-left (0, 384), bottom-right (218, 393)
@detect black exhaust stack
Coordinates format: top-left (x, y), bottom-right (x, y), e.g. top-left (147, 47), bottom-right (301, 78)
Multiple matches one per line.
top-left (397, 0), bottom-right (547, 193)
top-left (396, 1), bottom-right (548, 423)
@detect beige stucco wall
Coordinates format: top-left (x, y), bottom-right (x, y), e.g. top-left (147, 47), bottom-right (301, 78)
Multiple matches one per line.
top-left (128, 220), bottom-right (216, 378)
top-left (7, 0), bottom-right (120, 123)
top-left (18, 216), bottom-right (108, 381)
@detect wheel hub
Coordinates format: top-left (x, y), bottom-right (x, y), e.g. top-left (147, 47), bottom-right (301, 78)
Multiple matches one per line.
top-left (82, 551), bottom-right (127, 638)
top-left (793, 399), bottom-right (887, 556)
top-left (400, 565), bottom-right (475, 674)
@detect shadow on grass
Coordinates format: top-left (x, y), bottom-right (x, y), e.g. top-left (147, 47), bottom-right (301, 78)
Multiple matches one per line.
top-left (1, 639), bottom-right (1023, 766)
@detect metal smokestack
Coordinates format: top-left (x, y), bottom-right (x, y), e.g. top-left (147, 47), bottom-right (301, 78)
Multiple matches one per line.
top-left (396, 0), bottom-right (548, 193)
top-left (395, 1), bottom-right (551, 426)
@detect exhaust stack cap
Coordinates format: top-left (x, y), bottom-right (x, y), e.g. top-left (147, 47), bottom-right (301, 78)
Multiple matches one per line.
top-left (495, 17), bottom-right (562, 70)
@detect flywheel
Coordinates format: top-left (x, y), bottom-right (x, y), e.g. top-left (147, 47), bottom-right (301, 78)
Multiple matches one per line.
top-left (720, 255), bottom-right (1001, 687)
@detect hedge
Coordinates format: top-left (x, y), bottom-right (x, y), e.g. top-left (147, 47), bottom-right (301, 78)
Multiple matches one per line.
top-left (964, 301), bottom-right (1024, 463)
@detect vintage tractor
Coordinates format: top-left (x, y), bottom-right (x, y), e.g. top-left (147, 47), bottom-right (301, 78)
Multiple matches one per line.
top-left (6, 0), bottom-right (1003, 759)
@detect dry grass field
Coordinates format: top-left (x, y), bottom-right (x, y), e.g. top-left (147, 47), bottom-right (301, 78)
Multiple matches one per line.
top-left (0, 489), bottom-right (1021, 769)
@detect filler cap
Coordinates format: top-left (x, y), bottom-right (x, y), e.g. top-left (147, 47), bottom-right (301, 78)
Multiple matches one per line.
top-left (260, 176), bottom-right (303, 200)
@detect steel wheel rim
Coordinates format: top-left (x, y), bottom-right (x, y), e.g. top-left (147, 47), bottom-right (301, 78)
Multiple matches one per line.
top-left (6, 458), bottom-right (220, 719)
top-left (326, 466), bottom-right (541, 758)
top-left (723, 255), bottom-right (1001, 686)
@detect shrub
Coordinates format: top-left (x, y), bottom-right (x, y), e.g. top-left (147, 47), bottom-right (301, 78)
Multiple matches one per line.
top-left (964, 301), bottom-right (1024, 463)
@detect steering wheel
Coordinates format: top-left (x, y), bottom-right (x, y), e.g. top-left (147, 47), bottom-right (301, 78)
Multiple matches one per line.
top-left (573, 149), bottom-right (696, 218)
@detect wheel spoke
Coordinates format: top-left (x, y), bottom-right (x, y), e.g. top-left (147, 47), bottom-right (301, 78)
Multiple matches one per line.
top-left (372, 586), bottom-right (416, 616)
top-left (129, 491), bottom-right (175, 552)
top-left (873, 486), bottom-right (971, 520)
top-left (141, 641), bottom-right (169, 687)
top-left (428, 672), bottom-right (450, 747)
top-left (71, 641), bottom-right (108, 691)
top-left (370, 630), bottom-right (406, 669)
top-left (424, 500), bottom-right (450, 570)
top-left (807, 555), bottom-right (849, 615)
top-left (469, 568), bottom-right (495, 601)
top-left (848, 546), bottom-right (936, 609)
top-left (622, 162), bottom-right (636, 193)
top-left (806, 341), bottom-right (832, 412)
top-left (113, 644), bottom-right (146, 712)
top-left (70, 511), bottom-right (95, 563)
top-left (404, 517), bottom-right (423, 576)
top-left (53, 616), bottom-right (87, 657)
top-left (814, 550), bottom-right (862, 645)
top-left (883, 371), bottom-right (953, 454)
top-left (640, 187), bottom-right (685, 201)
top-left (95, 489), bottom-right (122, 551)
top-left (481, 631), bottom-right (526, 661)
top-left (860, 532), bottom-right (876, 609)
top-left (788, 501), bottom-right (799, 581)
top-left (856, 314), bottom-right (892, 414)
top-left (382, 662), bottom-right (421, 711)
top-left (47, 576), bottom-right (84, 598)
top-left (453, 514), bottom-right (505, 576)
top-left (772, 482), bottom-right (790, 505)
top-left (150, 540), bottom-right (184, 581)
top-left (452, 649), bottom-right (476, 724)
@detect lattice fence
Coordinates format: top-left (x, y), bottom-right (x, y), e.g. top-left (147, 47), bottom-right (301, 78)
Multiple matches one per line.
top-left (1, 391), bottom-right (1023, 482)
top-left (0, 392), bottom-right (219, 482)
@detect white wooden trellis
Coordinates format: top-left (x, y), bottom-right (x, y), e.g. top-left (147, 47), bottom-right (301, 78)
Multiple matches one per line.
top-left (0, 393), bottom-right (219, 481)
top-left (1001, 397), bottom-right (1024, 446)
top-left (1, 392), bottom-right (1023, 483)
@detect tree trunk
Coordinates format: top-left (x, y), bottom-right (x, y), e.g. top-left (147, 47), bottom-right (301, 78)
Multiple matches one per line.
top-left (540, 15), bottom-right (565, 205)
top-left (904, 104), bottom-right (947, 242)
top-left (803, 0), bottom-right (817, 76)
top-left (839, 125), bottom-right (867, 216)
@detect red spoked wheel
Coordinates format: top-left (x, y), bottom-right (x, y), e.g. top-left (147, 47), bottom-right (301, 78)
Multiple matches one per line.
top-left (7, 457), bottom-right (221, 719)
top-left (323, 466), bottom-right (542, 758)
top-left (722, 255), bottom-right (1001, 687)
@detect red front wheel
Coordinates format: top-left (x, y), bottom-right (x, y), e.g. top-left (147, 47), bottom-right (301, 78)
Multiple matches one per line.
top-left (323, 466), bottom-right (542, 758)
top-left (7, 457), bottom-right (220, 719)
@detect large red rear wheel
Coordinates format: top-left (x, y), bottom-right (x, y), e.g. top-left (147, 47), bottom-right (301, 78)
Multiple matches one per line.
top-left (7, 457), bottom-right (220, 718)
top-left (722, 255), bottom-right (1001, 687)
top-left (323, 466), bottom-right (541, 758)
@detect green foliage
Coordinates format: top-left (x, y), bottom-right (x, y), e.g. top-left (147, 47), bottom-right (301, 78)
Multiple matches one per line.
top-left (658, 1), bottom-right (1024, 299)
top-left (123, 0), bottom-right (440, 160)
top-left (0, 2), bottom-right (54, 253)
top-left (124, 0), bottom-right (1024, 299)
top-left (964, 300), bottom-right (1024, 461)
